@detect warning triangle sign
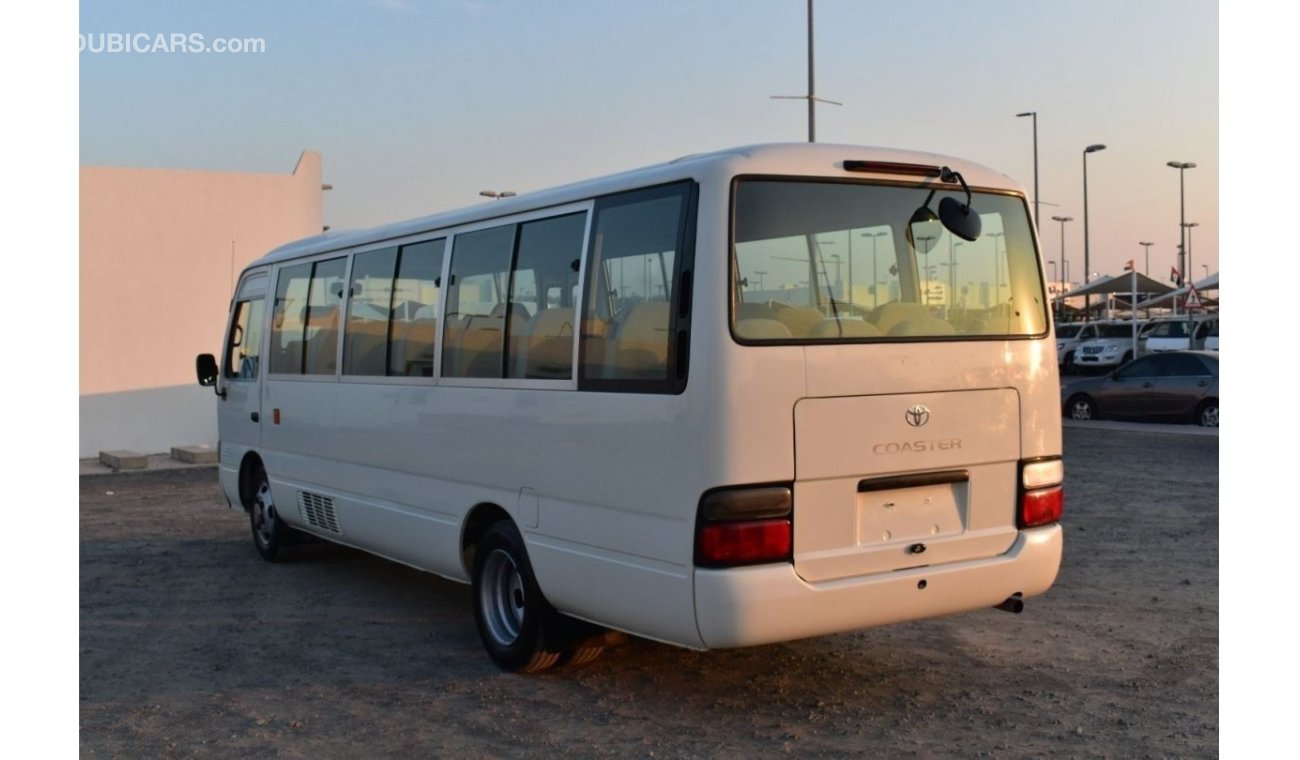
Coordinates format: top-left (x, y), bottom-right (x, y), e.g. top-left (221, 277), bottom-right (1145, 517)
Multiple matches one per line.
top-left (1185, 285), bottom-right (1203, 311)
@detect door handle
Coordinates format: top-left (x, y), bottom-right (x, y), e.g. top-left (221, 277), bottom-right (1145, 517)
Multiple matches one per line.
top-left (251, 412), bottom-right (260, 423)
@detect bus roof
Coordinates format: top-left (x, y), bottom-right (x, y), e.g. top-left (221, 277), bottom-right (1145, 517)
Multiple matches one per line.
top-left (253, 143), bottom-right (1022, 267)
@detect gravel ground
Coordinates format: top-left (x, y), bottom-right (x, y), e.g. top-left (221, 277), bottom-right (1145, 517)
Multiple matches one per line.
top-left (80, 425), bottom-right (1217, 757)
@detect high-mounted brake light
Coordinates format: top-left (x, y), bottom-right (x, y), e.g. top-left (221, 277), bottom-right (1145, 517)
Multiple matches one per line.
top-left (696, 485), bottom-right (793, 567)
top-left (843, 160), bottom-right (942, 177)
top-left (1017, 457), bottom-right (1064, 529)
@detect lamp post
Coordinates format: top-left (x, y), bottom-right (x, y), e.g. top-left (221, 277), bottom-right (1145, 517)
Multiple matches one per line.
top-left (1139, 241), bottom-right (1153, 277)
top-left (1051, 215), bottom-right (1072, 321)
top-left (770, 0), bottom-right (841, 142)
top-left (479, 190), bottom-right (516, 200)
top-left (862, 231), bottom-right (888, 307)
top-left (1016, 111), bottom-right (1039, 230)
top-left (989, 231), bottom-right (1006, 309)
top-left (1181, 221), bottom-right (1199, 287)
top-left (1167, 161), bottom-right (1196, 287)
top-left (1082, 144), bottom-right (1107, 319)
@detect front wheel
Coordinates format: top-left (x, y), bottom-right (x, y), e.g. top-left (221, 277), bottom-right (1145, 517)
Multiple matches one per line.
top-left (1067, 395), bottom-right (1098, 422)
top-left (1197, 399), bottom-right (1219, 428)
top-left (472, 522), bottom-right (564, 673)
top-left (250, 468), bottom-right (285, 561)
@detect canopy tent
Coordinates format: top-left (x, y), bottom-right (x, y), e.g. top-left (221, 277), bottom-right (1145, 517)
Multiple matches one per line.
top-left (1133, 272), bottom-right (1218, 311)
top-left (1057, 271), bottom-right (1175, 301)
top-left (1055, 271), bottom-right (1174, 359)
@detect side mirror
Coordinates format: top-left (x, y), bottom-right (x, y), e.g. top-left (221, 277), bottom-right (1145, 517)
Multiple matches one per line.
top-left (196, 353), bottom-right (220, 387)
top-left (939, 196), bottom-right (982, 241)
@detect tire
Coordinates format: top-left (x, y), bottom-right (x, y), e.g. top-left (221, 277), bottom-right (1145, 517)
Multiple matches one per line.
top-left (472, 522), bottom-right (564, 673)
top-left (1067, 395), bottom-right (1098, 422)
top-left (1197, 399), bottom-right (1218, 428)
top-left (249, 467), bottom-right (285, 562)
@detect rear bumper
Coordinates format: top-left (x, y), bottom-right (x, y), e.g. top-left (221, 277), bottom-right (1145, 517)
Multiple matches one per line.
top-left (693, 524), bottom-right (1062, 649)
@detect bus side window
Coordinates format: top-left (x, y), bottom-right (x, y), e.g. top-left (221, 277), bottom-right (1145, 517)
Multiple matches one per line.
top-left (389, 238), bottom-right (444, 377)
top-left (579, 182), bottom-right (694, 391)
top-left (508, 212), bottom-right (586, 380)
top-left (342, 247), bottom-right (398, 377)
top-left (224, 298), bottom-right (264, 380)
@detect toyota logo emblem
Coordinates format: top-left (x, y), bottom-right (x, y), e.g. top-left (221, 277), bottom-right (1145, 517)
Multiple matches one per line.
top-left (905, 405), bottom-right (931, 427)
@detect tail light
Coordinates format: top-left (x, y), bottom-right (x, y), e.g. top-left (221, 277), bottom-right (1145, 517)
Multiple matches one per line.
top-left (695, 485), bottom-right (792, 567)
top-left (1018, 457), bottom-right (1064, 528)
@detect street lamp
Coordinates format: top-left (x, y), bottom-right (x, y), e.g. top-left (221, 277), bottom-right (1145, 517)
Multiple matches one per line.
top-left (1167, 161), bottom-right (1197, 286)
top-left (770, 0), bottom-right (841, 142)
top-left (1051, 216), bottom-right (1073, 321)
top-left (1083, 144), bottom-right (1107, 318)
top-left (1182, 222), bottom-right (1199, 284)
top-left (479, 190), bottom-right (516, 200)
top-left (862, 231), bottom-right (888, 307)
top-left (1139, 241), bottom-right (1154, 277)
top-left (989, 231), bottom-right (1006, 307)
top-left (1016, 111), bottom-right (1039, 230)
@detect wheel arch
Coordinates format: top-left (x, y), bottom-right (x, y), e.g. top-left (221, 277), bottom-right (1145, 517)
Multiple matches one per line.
top-left (236, 451), bottom-right (266, 512)
top-left (461, 502), bottom-right (515, 578)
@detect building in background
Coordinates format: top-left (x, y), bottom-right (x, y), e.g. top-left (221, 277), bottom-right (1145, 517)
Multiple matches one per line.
top-left (80, 151), bottom-right (324, 458)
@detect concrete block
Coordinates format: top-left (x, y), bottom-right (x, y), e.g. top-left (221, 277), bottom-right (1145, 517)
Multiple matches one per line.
top-left (99, 450), bottom-right (148, 470)
top-left (171, 445), bottom-right (218, 465)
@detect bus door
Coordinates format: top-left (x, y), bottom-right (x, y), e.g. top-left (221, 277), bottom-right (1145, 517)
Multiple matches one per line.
top-left (218, 269), bottom-right (270, 507)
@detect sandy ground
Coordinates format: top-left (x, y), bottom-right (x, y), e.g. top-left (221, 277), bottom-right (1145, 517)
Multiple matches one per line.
top-left (80, 426), bottom-right (1217, 757)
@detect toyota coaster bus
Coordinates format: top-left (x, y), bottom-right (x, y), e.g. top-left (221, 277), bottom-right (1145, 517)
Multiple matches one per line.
top-left (196, 143), bottom-right (1065, 672)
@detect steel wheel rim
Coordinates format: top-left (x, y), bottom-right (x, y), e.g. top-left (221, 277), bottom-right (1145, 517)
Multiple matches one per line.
top-left (252, 482), bottom-right (276, 548)
top-left (1201, 405), bottom-right (1218, 427)
top-left (1071, 400), bottom-right (1093, 420)
top-left (480, 549), bottom-right (525, 647)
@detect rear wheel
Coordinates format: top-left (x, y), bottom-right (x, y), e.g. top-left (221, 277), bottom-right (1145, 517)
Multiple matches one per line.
top-left (1197, 399), bottom-right (1218, 428)
top-left (472, 522), bottom-right (563, 673)
top-left (1067, 395), bottom-right (1098, 421)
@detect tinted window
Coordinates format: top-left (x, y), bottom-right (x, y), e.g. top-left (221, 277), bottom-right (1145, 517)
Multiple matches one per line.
top-left (732, 180), bottom-right (1045, 341)
top-left (509, 213), bottom-right (586, 380)
top-left (1115, 355), bottom-right (1162, 379)
top-left (270, 258), bottom-right (346, 375)
top-left (342, 248), bottom-right (398, 376)
top-left (443, 225), bottom-right (517, 378)
top-left (1163, 354), bottom-right (1213, 377)
top-left (389, 239), bottom-right (444, 377)
top-left (579, 183), bottom-right (694, 391)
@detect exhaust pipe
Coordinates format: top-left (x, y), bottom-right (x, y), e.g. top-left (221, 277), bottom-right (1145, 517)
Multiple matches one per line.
top-left (994, 595), bottom-right (1024, 614)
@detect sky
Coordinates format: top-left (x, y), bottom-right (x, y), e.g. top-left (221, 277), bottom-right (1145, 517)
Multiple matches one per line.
top-left (78, 0), bottom-right (1218, 284)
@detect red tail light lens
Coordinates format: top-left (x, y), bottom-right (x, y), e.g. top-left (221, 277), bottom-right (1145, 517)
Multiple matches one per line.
top-left (696, 485), bottom-right (793, 567)
top-left (698, 519), bottom-right (792, 566)
top-left (1019, 485), bottom-right (1064, 528)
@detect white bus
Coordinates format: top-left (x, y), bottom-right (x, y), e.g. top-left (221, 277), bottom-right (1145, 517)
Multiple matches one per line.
top-left (197, 143), bottom-right (1064, 672)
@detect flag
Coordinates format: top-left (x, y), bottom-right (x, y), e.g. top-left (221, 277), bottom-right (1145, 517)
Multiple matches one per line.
top-left (1124, 260), bottom-right (1134, 271)
top-left (1170, 266), bottom-right (1181, 285)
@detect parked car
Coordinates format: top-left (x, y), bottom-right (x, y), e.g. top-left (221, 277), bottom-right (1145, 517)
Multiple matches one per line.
top-left (1142, 315), bottom-right (1217, 354)
top-left (1055, 322), bottom-right (1086, 371)
top-left (1203, 318), bottom-right (1218, 351)
top-left (1061, 350), bottom-right (1218, 427)
top-left (1071, 321), bottom-right (1146, 372)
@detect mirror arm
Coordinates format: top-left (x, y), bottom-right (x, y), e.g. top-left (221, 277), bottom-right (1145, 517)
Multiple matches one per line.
top-left (940, 167), bottom-right (973, 208)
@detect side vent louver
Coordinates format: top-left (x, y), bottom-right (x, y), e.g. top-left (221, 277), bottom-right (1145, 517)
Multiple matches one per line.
top-left (298, 491), bottom-right (341, 534)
